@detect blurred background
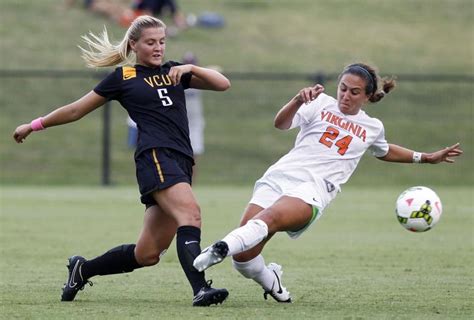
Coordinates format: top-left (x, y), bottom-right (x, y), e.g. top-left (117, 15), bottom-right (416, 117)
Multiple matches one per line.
top-left (0, 0), bottom-right (472, 187)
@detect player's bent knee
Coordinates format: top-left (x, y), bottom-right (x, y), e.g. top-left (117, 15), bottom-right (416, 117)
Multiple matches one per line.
top-left (179, 208), bottom-right (202, 226)
top-left (135, 249), bottom-right (167, 266)
top-left (135, 255), bottom-right (159, 266)
top-left (256, 210), bottom-right (279, 233)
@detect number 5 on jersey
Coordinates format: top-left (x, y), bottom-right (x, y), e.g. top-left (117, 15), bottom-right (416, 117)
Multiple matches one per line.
top-left (319, 126), bottom-right (353, 155)
top-left (157, 88), bottom-right (173, 106)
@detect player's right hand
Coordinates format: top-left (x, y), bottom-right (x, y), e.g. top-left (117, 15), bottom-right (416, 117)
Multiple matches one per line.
top-left (168, 64), bottom-right (193, 86)
top-left (13, 124), bottom-right (33, 143)
top-left (295, 84), bottom-right (325, 104)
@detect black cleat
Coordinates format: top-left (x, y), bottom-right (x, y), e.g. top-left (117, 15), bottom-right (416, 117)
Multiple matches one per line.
top-left (192, 280), bottom-right (229, 307)
top-left (61, 255), bottom-right (92, 301)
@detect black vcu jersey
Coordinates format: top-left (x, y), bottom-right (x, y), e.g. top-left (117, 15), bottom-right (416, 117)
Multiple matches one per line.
top-left (94, 61), bottom-right (194, 161)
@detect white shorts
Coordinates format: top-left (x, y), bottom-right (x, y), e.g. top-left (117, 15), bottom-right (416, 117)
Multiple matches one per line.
top-left (249, 178), bottom-right (336, 238)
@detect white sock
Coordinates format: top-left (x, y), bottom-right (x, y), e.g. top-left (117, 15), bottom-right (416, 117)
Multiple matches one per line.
top-left (232, 254), bottom-right (275, 291)
top-left (222, 219), bottom-right (268, 256)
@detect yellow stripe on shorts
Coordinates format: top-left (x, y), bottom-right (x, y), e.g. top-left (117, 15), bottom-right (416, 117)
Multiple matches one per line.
top-left (152, 149), bottom-right (165, 183)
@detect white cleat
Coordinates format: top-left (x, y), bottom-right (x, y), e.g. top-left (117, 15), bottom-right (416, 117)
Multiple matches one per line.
top-left (263, 263), bottom-right (292, 303)
top-left (193, 241), bottom-right (229, 272)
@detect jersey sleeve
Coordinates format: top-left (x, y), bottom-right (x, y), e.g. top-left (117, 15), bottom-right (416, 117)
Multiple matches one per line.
top-left (290, 93), bottom-right (332, 129)
top-left (369, 121), bottom-right (389, 157)
top-left (181, 70), bottom-right (192, 90)
top-left (93, 68), bottom-right (123, 100)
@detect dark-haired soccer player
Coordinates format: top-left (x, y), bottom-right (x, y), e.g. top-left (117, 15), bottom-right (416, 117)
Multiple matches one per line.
top-left (193, 63), bottom-right (462, 302)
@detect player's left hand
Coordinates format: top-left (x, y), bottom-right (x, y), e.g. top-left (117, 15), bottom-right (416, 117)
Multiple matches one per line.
top-left (424, 142), bottom-right (463, 164)
top-left (168, 64), bottom-right (193, 86)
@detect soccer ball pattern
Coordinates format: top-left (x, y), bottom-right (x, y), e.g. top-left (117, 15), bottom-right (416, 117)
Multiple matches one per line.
top-left (395, 186), bottom-right (443, 232)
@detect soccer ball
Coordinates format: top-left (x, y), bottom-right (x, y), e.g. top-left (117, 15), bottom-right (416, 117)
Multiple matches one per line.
top-left (395, 186), bottom-right (443, 232)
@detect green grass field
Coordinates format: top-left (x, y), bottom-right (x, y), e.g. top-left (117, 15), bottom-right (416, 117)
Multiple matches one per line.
top-left (1, 1), bottom-right (473, 318)
top-left (1, 185), bottom-right (472, 319)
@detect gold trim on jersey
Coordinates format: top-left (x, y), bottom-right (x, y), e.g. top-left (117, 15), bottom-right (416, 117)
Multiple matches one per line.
top-left (122, 66), bottom-right (137, 80)
top-left (152, 149), bottom-right (165, 183)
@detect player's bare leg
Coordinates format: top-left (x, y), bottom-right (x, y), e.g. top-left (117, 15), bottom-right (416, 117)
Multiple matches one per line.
top-left (153, 183), bottom-right (228, 306)
top-left (61, 205), bottom-right (172, 302)
top-left (194, 198), bottom-right (312, 302)
top-left (194, 197), bottom-right (312, 271)
top-left (135, 204), bottom-right (178, 266)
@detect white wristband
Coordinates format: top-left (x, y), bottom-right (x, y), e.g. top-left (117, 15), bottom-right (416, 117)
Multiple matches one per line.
top-left (412, 152), bottom-right (422, 163)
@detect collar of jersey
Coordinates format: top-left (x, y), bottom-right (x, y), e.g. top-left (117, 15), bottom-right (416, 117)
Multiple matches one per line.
top-left (134, 64), bottom-right (163, 71)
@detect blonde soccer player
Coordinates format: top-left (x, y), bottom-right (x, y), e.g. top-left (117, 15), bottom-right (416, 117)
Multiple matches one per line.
top-left (14, 15), bottom-right (230, 306)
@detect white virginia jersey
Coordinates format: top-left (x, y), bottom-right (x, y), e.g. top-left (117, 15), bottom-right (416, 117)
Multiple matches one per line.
top-left (260, 93), bottom-right (389, 195)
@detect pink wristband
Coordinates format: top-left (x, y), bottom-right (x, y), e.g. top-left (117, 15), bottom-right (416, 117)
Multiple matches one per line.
top-left (30, 117), bottom-right (45, 131)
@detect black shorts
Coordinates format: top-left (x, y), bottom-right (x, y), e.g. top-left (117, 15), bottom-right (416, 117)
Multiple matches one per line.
top-left (136, 148), bottom-right (193, 206)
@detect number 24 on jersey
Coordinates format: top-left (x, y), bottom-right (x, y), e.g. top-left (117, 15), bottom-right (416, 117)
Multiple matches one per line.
top-left (319, 126), bottom-right (353, 155)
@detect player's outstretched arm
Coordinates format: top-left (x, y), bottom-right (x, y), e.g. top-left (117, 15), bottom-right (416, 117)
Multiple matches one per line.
top-left (169, 64), bottom-right (230, 91)
top-left (274, 84), bottom-right (324, 130)
top-left (13, 91), bottom-right (107, 143)
top-left (377, 143), bottom-right (463, 164)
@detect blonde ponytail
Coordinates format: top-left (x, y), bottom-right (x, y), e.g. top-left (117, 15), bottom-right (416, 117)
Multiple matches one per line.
top-left (80, 27), bottom-right (130, 68)
top-left (79, 15), bottom-right (166, 68)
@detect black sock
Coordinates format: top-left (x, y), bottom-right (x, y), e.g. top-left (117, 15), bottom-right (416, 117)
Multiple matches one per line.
top-left (81, 244), bottom-right (142, 280)
top-left (176, 226), bottom-right (207, 295)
